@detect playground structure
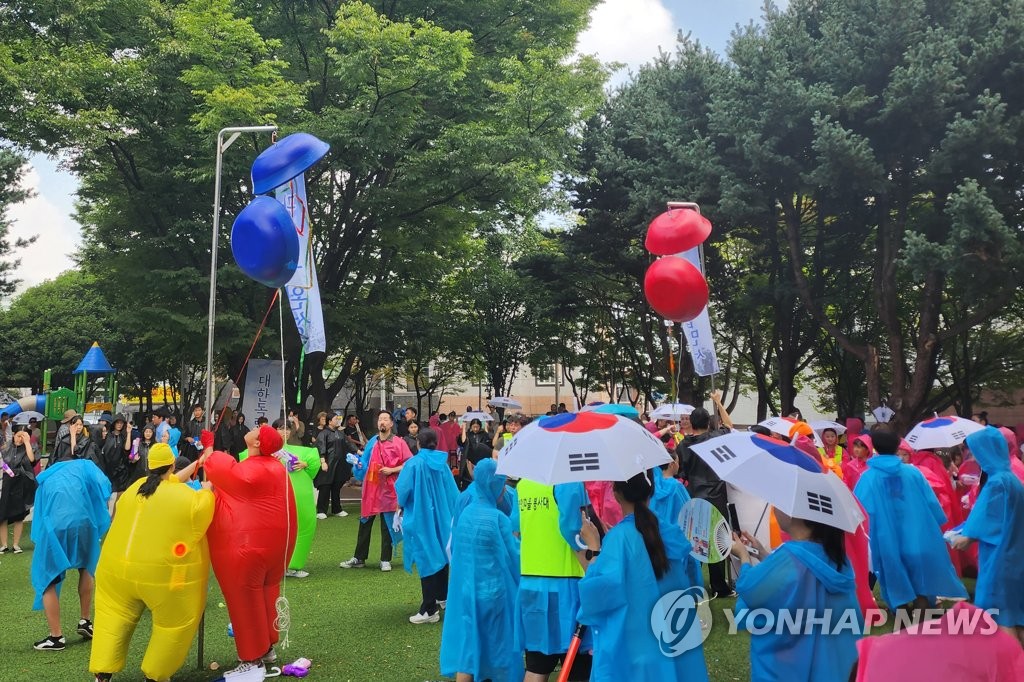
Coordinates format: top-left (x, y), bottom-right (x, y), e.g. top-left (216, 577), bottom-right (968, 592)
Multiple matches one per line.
top-left (0, 342), bottom-right (118, 456)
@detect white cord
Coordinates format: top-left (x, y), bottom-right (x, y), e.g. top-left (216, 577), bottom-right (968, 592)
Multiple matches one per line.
top-left (276, 290), bottom-right (291, 649)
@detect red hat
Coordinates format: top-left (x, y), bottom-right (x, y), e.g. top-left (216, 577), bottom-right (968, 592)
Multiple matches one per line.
top-left (258, 424), bottom-right (284, 455)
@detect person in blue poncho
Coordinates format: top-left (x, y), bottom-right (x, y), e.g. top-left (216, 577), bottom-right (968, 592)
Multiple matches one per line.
top-left (650, 450), bottom-right (690, 523)
top-left (396, 428), bottom-right (460, 624)
top-left (440, 459), bottom-right (522, 682)
top-left (515, 476), bottom-right (592, 681)
top-left (577, 471), bottom-right (710, 682)
top-left (854, 430), bottom-right (967, 612)
top-left (731, 509), bottom-right (861, 681)
top-left (30, 458), bottom-right (112, 651)
top-left (951, 426), bottom-right (1024, 645)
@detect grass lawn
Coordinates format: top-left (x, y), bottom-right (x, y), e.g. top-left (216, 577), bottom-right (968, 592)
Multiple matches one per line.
top-left (6, 501), bottom-right (973, 682)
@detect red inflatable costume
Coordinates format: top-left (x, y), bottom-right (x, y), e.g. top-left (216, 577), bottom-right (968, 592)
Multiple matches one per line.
top-left (205, 425), bottom-right (297, 663)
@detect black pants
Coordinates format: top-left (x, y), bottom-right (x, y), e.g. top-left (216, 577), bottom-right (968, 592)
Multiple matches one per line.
top-left (418, 564), bottom-right (449, 615)
top-left (709, 560), bottom-right (732, 596)
top-left (316, 482), bottom-right (343, 515)
top-left (354, 513), bottom-right (393, 562)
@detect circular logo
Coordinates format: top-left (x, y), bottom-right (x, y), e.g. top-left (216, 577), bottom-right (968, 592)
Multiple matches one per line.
top-left (650, 586), bottom-right (712, 657)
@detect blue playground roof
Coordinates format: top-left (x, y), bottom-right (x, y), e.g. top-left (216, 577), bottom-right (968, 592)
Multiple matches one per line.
top-left (74, 342), bottom-right (115, 374)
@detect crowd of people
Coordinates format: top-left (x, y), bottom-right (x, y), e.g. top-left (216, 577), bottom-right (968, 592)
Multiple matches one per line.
top-left (3, 398), bottom-right (1024, 681)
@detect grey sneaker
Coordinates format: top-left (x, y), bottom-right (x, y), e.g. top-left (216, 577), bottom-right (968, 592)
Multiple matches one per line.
top-left (285, 569), bottom-right (309, 578)
top-left (380, 560), bottom-right (392, 572)
top-left (339, 557), bottom-right (365, 569)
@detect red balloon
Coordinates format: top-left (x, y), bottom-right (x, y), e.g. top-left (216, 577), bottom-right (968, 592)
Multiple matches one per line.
top-left (645, 209), bottom-right (712, 255)
top-left (643, 256), bottom-right (709, 322)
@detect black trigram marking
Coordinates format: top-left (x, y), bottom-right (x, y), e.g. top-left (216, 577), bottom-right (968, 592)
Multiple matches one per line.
top-left (568, 452), bottom-right (601, 472)
top-left (907, 434), bottom-right (919, 444)
top-left (710, 445), bottom-right (737, 463)
top-left (951, 430), bottom-right (966, 440)
top-left (807, 492), bottom-right (834, 515)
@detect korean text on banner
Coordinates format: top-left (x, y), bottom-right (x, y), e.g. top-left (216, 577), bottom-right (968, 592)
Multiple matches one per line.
top-left (241, 359), bottom-right (284, 423)
top-left (679, 247), bottom-right (720, 377)
top-left (275, 174), bottom-right (326, 353)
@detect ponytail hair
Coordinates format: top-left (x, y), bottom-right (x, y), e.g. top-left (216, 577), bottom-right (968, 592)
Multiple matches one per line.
top-left (806, 518), bottom-right (847, 570)
top-left (613, 471), bottom-right (670, 579)
top-left (137, 465), bottom-right (172, 498)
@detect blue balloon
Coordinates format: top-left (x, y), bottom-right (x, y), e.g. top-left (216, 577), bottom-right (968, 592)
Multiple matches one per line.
top-left (251, 133), bottom-right (330, 195)
top-left (230, 197), bottom-right (299, 288)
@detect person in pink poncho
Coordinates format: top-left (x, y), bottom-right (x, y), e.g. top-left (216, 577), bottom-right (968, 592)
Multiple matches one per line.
top-left (855, 602), bottom-right (1024, 682)
top-left (340, 410), bottom-right (413, 571)
top-left (843, 434), bottom-right (873, 491)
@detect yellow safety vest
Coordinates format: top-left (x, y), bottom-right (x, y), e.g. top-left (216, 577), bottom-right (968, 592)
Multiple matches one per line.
top-left (517, 479), bottom-right (585, 579)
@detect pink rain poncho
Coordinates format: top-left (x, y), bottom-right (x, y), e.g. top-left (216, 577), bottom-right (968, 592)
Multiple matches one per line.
top-left (842, 434), bottom-right (873, 491)
top-left (855, 602), bottom-right (1024, 681)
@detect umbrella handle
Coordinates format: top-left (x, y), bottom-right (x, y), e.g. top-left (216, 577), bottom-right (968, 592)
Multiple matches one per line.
top-left (557, 623), bottom-right (587, 682)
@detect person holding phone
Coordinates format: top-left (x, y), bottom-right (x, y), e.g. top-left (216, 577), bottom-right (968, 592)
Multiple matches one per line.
top-left (1, 426), bottom-right (37, 553)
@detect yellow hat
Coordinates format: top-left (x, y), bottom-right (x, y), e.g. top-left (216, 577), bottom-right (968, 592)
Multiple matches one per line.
top-left (148, 443), bottom-right (175, 470)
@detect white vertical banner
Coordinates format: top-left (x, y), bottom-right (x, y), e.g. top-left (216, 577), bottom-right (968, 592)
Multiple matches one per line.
top-left (679, 247), bottom-right (720, 377)
top-left (275, 174), bottom-right (326, 353)
top-left (242, 359), bottom-right (285, 423)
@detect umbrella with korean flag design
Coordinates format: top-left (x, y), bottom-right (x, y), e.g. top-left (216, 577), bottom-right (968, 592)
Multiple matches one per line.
top-left (688, 432), bottom-right (865, 532)
top-left (495, 411), bottom-right (670, 484)
top-left (905, 415), bottom-right (985, 450)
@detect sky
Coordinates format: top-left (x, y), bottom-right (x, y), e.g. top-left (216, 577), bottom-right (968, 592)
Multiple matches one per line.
top-left (5, 0), bottom-right (781, 295)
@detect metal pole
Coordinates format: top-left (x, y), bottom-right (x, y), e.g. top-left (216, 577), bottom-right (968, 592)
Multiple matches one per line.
top-left (201, 125), bottom-right (275, 672)
top-left (204, 125), bottom-right (277, 428)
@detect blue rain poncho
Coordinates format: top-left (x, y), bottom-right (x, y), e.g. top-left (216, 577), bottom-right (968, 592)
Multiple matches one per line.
top-left (395, 447), bottom-right (460, 577)
top-left (577, 511), bottom-right (710, 682)
top-left (514, 481), bottom-right (592, 654)
top-left (650, 473), bottom-right (691, 524)
top-left (735, 541), bottom-right (861, 682)
top-left (30, 459), bottom-right (112, 609)
top-left (854, 456), bottom-right (968, 607)
top-left (961, 427), bottom-right (1024, 627)
top-left (440, 459), bottom-right (522, 682)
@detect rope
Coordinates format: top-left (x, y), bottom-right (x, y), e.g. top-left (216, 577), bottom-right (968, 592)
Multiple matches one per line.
top-left (275, 289), bottom-right (292, 649)
top-left (211, 289), bottom-right (281, 433)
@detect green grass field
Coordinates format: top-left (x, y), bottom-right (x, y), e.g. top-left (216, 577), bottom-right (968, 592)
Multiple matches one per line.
top-left (7, 503), bottom-right (972, 682)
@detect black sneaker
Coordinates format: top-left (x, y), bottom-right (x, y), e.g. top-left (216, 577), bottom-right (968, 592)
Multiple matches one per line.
top-left (77, 619), bottom-right (94, 639)
top-left (33, 635), bottom-right (66, 651)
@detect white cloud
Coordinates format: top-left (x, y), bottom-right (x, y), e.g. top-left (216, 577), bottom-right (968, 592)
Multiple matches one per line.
top-left (6, 162), bottom-right (81, 295)
top-left (576, 0), bottom-right (679, 82)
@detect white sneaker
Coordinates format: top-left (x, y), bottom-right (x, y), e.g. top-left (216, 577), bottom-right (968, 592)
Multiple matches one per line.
top-left (315, 513), bottom-right (327, 520)
top-left (285, 569), bottom-right (309, 578)
top-left (438, 599), bottom-right (447, 610)
top-left (222, 660), bottom-right (266, 681)
top-left (340, 557), bottom-right (365, 569)
top-left (409, 611), bottom-right (440, 624)
top-left (380, 560), bottom-right (392, 572)
top-left (262, 647), bottom-right (277, 664)
top-left (335, 510), bottom-right (349, 517)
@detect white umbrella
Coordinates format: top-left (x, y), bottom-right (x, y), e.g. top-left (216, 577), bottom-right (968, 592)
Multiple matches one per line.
top-left (650, 403), bottom-right (695, 420)
top-left (809, 420), bottom-right (846, 436)
top-left (688, 432), bottom-right (865, 532)
top-left (458, 411), bottom-right (494, 423)
top-left (757, 416), bottom-right (799, 434)
top-left (489, 397), bottom-right (523, 410)
top-left (905, 416), bottom-right (985, 450)
top-left (496, 412), bottom-right (670, 484)
top-left (13, 411), bottom-right (45, 425)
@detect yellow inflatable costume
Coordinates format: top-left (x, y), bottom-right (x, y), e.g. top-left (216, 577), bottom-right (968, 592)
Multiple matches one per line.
top-left (89, 444), bottom-right (215, 681)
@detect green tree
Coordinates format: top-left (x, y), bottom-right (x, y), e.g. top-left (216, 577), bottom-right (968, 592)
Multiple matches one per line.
top-left (1, 0), bottom-right (605, 419)
top-left (0, 271), bottom-right (125, 391)
top-left (0, 150), bottom-right (33, 302)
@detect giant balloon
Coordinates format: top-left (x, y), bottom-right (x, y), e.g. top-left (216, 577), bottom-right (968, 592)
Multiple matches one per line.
top-left (230, 196), bottom-right (300, 288)
top-left (643, 256), bottom-right (709, 322)
top-left (645, 208), bottom-right (712, 255)
top-left (251, 132), bottom-right (331, 195)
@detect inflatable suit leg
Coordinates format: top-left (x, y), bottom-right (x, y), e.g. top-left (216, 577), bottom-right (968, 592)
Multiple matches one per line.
top-left (217, 546), bottom-right (285, 661)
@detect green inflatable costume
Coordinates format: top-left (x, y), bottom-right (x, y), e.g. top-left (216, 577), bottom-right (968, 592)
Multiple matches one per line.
top-left (240, 445), bottom-right (320, 570)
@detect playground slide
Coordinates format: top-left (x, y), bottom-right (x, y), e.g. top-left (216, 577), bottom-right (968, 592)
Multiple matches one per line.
top-left (0, 394), bottom-right (47, 418)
